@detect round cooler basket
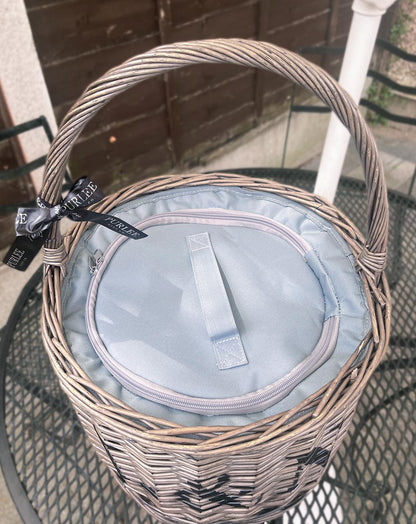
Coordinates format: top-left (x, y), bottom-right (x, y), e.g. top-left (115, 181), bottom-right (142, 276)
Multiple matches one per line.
top-left (40, 39), bottom-right (390, 524)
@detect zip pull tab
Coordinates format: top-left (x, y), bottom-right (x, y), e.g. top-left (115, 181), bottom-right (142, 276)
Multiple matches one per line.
top-left (89, 249), bottom-right (104, 275)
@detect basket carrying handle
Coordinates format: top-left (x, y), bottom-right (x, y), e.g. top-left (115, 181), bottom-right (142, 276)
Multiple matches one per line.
top-left (40, 39), bottom-right (388, 273)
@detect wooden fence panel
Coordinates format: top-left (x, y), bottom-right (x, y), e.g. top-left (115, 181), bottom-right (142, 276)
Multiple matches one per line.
top-left (24, 0), bottom-right (354, 189)
top-left (26, 0), bottom-right (157, 65)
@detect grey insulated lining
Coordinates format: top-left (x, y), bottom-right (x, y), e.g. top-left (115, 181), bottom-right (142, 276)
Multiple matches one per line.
top-left (61, 185), bottom-right (371, 426)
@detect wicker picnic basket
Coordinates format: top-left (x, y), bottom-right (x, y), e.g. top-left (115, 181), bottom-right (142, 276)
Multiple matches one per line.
top-left (40, 39), bottom-right (390, 523)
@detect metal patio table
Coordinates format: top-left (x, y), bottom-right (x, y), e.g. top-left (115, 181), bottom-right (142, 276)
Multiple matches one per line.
top-left (1, 169), bottom-right (415, 524)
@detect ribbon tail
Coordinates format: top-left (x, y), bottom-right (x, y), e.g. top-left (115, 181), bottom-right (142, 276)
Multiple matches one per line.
top-left (3, 230), bottom-right (48, 270)
top-left (70, 209), bottom-right (148, 240)
top-left (56, 176), bottom-right (104, 213)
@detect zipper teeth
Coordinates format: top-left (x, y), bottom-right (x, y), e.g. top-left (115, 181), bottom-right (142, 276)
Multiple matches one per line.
top-left (93, 316), bottom-right (339, 415)
top-left (86, 208), bottom-right (339, 415)
top-left (165, 210), bottom-right (309, 254)
top-left (131, 209), bottom-right (310, 255)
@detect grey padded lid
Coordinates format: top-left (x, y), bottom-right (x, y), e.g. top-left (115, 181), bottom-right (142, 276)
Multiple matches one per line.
top-left (61, 185), bottom-right (371, 426)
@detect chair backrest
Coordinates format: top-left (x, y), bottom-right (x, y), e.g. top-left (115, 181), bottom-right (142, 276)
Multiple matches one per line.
top-left (0, 116), bottom-right (71, 214)
top-left (281, 39), bottom-right (416, 190)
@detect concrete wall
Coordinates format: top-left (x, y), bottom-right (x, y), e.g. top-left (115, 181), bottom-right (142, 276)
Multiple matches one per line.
top-left (0, 0), bottom-right (57, 192)
top-left (193, 104), bottom-right (331, 174)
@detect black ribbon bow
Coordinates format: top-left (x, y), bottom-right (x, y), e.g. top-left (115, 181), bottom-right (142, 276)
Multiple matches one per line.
top-left (3, 176), bottom-right (147, 271)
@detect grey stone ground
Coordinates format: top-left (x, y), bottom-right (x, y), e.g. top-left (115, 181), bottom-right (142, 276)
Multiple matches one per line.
top-left (0, 118), bottom-right (414, 522)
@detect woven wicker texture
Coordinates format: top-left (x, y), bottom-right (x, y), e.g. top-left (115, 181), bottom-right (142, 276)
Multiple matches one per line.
top-left (40, 40), bottom-right (390, 523)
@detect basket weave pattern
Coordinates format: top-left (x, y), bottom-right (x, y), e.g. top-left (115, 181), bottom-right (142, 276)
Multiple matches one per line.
top-left (40, 41), bottom-right (390, 523)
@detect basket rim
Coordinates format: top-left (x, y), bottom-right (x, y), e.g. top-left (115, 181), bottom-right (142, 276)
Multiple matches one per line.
top-left (41, 172), bottom-right (391, 452)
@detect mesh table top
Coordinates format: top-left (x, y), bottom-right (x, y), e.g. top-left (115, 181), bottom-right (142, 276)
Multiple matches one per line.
top-left (0, 170), bottom-right (415, 524)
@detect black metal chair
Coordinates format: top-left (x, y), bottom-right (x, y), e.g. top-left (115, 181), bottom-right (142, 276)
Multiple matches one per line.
top-left (0, 116), bottom-right (72, 214)
top-left (263, 38), bottom-right (416, 522)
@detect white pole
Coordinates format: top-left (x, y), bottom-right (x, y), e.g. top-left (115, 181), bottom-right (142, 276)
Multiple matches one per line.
top-left (314, 0), bottom-right (397, 202)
